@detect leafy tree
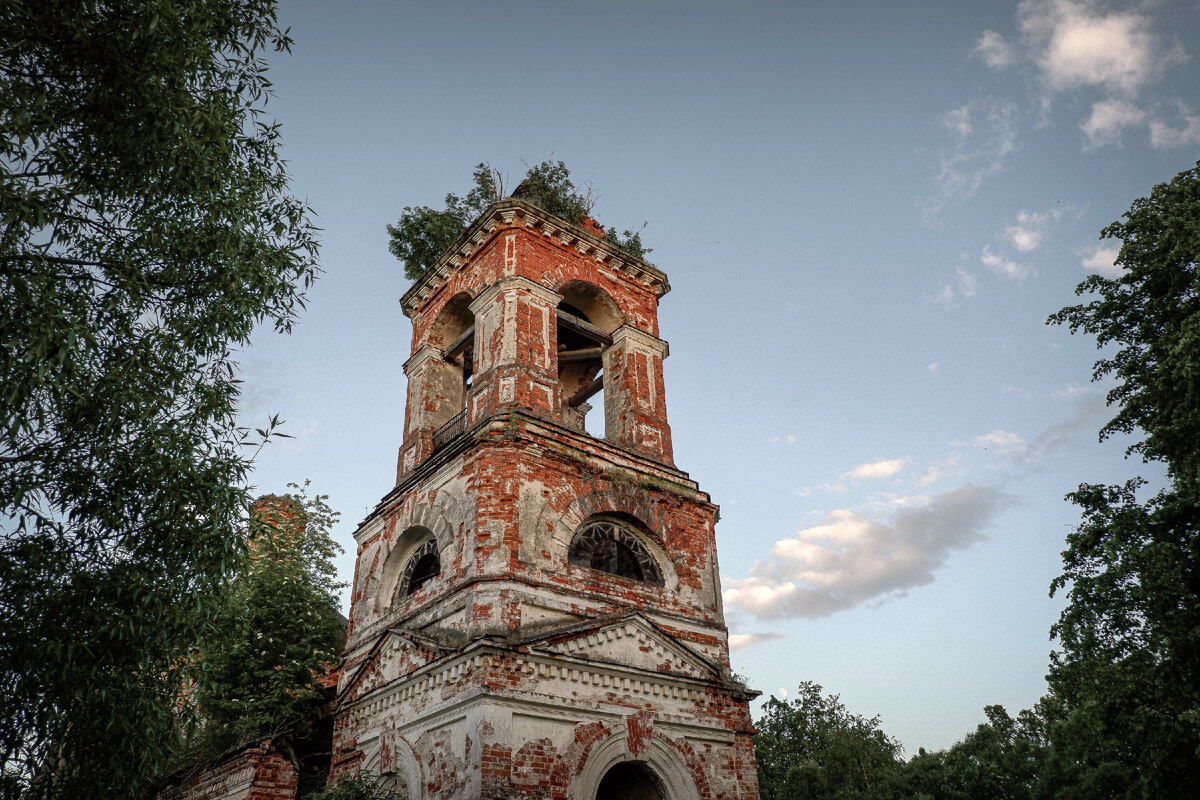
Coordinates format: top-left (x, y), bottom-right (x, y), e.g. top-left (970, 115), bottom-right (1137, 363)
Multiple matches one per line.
top-left (386, 163), bottom-right (501, 281)
top-left (386, 160), bottom-right (650, 280)
top-left (1044, 160), bottom-right (1200, 796)
top-left (306, 773), bottom-right (405, 800)
top-left (754, 682), bottom-right (902, 800)
top-left (894, 705), bottom-right (1047, 800)
top-left (193, 484), bottom-right (345, 754)
top-left (0, 2), bottom-right (318, 797)
top-left (509, 158), bottom-right (591, 225)
top-left (603, 224), bottom-right (653, 262)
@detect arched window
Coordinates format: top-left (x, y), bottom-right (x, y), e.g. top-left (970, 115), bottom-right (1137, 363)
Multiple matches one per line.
top-left (569, 517), bottom-right (663, 586)
top-left (398, 537), bottom-right (440, 597)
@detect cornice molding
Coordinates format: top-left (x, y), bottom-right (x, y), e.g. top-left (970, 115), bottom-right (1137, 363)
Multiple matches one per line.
top-left (341, 638), bottom-right (743, 722)
top-left (400, 199), bottom-right (670, 317)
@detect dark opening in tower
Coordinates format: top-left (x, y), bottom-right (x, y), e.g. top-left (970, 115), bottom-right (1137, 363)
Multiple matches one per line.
top-left (429, 292), bottom-right (474, 447)
top-left (556, 282), bottom-right (621, 439)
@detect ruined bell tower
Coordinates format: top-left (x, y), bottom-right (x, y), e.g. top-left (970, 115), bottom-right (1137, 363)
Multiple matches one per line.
top-left (333, 198), bottom-right (759, 799)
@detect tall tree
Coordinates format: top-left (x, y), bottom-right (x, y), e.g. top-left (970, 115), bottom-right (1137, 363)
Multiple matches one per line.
top-left (0, 2), bottom-right (319, 798)
top-left (194, 484), bottom-right (345, 755)
top-left (1045, 160), bottom-right (1200, 797)
top-left (754, 682), bottom-right (902, 800)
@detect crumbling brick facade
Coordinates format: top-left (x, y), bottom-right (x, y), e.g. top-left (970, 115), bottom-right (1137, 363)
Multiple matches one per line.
top-left (336, 199), bottom-right (759, 799)
top-left (157, 741), bottom-right (298, 800)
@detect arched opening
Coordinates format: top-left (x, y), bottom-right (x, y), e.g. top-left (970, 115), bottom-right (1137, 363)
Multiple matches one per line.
top-left (556, 282), bottom-right (621, 438)
top-left (596, 762), bottom-right (664, 800)
top-left (398, 536), bottom-right (440, 598)
top-left (568, 515), bottom-right (664, 586)
top-left (426, 292), bottom-right (474, 446)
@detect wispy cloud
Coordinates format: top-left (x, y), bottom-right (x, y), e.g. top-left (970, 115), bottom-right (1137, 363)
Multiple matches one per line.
top-left (1050, 383), bottom-right (1098, 400)
top-left (724, 486), bottom-right (1011, 619)
top-left (1148, 105), bottom-right (1200, 149)
top-left (1010, 390), bottom-right (1109, 471)
top-left (921, 99), bottom-right (1020, 223)
top-left (975, 0), bottom-right (1190, 150)
top-left (934, 266), bottom-right (980, 309)
top-left (974, 29), bottom-right (1017, 69)
top-left (1080, 243), bottom-right (1122, 276)
top-left (1002, 208), bottom-right (1067, 252)
top-left (981, 245), bottom-right (1036, 282)
top-left (1080, 98), bottom-right (1146, 148)
top-left (843, 459), bottom-right (906, 481)
top-left (728, 632), bottom-right (785, 653)
top-left (1001, 384), bottom-right (1035, 401)
top-left (965, 429), bottom-right (1025, 450)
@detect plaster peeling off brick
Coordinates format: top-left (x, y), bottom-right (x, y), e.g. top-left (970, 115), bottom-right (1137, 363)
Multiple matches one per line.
top-left (336, 200), bottom-right (759, 800)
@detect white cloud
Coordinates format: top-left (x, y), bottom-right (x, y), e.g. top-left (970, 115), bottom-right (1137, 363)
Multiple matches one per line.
top-left (934, 266), bottom-right (980, 308)
top-left (794, 482), bottom-right (844, 498)
top-left (1080, 98), bottom-right (1146, 148)
top-left (916, 465), bottom-right (943, 487)
top-left (971, 2), bottom-right (1189, 150)
top-left (723, 485), bottom-right (1011, 619)
top-left (843, 459), bottom-right (906, 480)
top-left (969, 429), bottom-right (1025, 450)
top-left (1050, 383), bottom-right (1098, 400)
top-left (1010, 390), bottom-right (1109, 470)
top-left (772, 434), bottom-right (799, 445)
top-left (1003, 210), bottom-right (1052, 252)
top-left (1018, 0), bottom-right (1186, 95)
top-left (943, 105), bottom-right (973, 137)
top-left (975, 30), bottom-right (1016, 69)
top-left (728, 632), bottom-right (784, 653)
top-left (928, 362), bottom-right (939, 377)
top-left (955, 267), bottom-right (979, 297)
top-left (922, 99), bottom-right (1020, 223)
top-left (1081, 243), bottom-right (1122, 276)
top-left (1148, 108), bottom-right (1200, 149)
top-left (1000, 384), bottom-right (1035, 401)
top-left (981, 245), bottom-right (1036, 282)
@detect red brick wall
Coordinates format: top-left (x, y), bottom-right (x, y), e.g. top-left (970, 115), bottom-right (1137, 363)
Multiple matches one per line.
top-left (157, 741), bottom-right (298, 800)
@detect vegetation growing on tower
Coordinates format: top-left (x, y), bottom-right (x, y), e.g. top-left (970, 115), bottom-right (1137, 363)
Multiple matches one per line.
top-left (386, 160), bottom-right (651, 281)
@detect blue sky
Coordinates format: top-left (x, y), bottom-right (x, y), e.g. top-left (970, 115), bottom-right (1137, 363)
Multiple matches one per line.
top-left (242, 0), bottom-right (1200, 752)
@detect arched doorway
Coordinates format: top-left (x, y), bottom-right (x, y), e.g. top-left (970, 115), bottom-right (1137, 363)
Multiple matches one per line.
top-left (596, 761), bottom-right (664, 800)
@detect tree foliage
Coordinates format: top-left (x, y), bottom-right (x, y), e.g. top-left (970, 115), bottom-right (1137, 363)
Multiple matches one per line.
top-left (1048, 160), bottom-right (1200, 493)
top-left (0, 1), bottom-right (318, 797)
top-left (386, 160), bottom-right (650, 280)
top-left (305, 773), bottom-right (405, 800)
top-left (754, 682), bottom-right (902, 800)
top-left (895, 705), bottom-right (1047, 800)
top-left (193, 484), bottom-right (345, 754)
top-left (1044, 160), bottom-right (1200, 796)
top-left (385, 162), bottom-right (500, 281)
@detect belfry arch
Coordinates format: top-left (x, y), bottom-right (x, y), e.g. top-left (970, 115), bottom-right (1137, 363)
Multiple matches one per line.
top-left (426, 291), bottom-right (475, 429)
top-left (401, 291), bottom-right (475, 461)
top-left (555, 281), bottom-right (622, 437)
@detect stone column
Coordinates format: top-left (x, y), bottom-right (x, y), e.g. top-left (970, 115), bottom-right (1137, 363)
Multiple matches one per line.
top-left (603, 324), bottom-right (674, 464)
top-left (468, 276), bottom-right (562, 425)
